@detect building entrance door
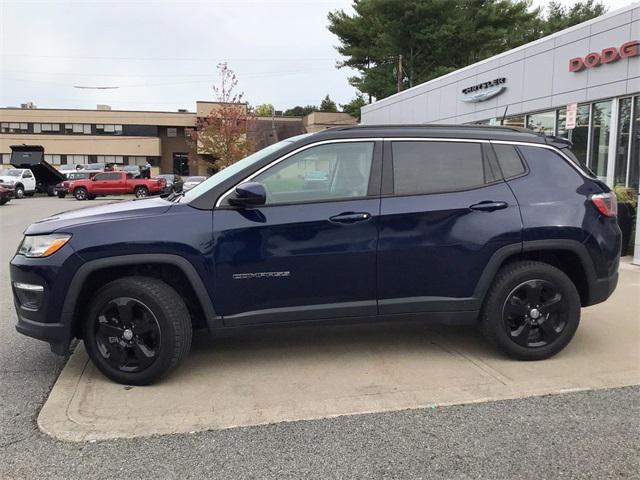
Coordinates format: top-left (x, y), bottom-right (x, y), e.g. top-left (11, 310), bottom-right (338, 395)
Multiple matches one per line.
top-left (173, 153), bottom-right (189, 176)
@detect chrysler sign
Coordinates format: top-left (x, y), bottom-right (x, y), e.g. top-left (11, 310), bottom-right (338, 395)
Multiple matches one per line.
top-left (460, 77), bottom-right (506, 103)
top-left (569, 40), bottom-right (639, 72)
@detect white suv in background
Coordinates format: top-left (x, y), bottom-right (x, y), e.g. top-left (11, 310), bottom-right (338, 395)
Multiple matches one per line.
top-left (0, 168), bottom-right (37, 198)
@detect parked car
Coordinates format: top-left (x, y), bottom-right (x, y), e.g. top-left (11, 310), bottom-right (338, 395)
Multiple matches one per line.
top-left (82, 163), bottom-right (106, 174)
top-left (55, 171), bottom-right (94, 198)
top-left (0, 168), bottom-right (37, 198)
top-left (10, 126), bottom-right (622, 385)
top-left (0, 183), bottom-right (15, 205)
top-left (182, 176), bottom-right (206, 191)
top-left (156, 174), bottom-right (183, 194)
top-left (66, 171), bottom-right (166, 200)
top-left (123, 165), bottom-right (142, 178)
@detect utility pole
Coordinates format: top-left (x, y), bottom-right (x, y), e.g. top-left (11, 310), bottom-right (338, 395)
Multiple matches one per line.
top-left (397, 54), bottom-right (403, 93)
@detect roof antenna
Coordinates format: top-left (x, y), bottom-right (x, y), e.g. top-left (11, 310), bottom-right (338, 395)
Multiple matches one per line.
top-left (500, 105), bottom-right (508, 126)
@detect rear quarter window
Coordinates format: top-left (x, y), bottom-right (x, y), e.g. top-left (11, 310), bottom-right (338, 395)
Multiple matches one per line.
top-left (391, 141), bottom-right (497, 195)
top-left (492, 144), bottom-right (527, 179)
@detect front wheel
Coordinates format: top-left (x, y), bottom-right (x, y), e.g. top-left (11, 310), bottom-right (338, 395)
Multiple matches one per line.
top-left (83, 276), bottom-right (192, 385)
top-left (74, 187), bottom-right (88, 200)
top-left (14, 185), bottom-right (25, 199)
top-left (134, 186), bottom-right (149, 198)
top-left (481, 261), bottom-right (581, 360)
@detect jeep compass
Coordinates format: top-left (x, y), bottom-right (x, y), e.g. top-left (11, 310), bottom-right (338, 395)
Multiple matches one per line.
top-left (11, 125), bottom-right (622, 384)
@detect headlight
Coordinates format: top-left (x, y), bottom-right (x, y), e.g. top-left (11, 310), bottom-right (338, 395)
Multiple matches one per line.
top-left (18, 234), bottom-right (71, 258)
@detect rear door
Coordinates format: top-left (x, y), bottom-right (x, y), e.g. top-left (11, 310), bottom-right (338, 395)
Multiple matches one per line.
top-left (377, 139), bottom-right (522, 315)
top-left (212, 140), bottom-right (382, 326)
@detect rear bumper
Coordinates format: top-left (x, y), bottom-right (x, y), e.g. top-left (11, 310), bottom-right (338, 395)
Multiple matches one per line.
top-left (586, 271), bottom-right (619, 306)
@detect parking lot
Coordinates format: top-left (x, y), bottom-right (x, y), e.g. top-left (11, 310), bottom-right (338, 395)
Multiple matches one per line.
top-left (1, 196), bottom-right (639, 479)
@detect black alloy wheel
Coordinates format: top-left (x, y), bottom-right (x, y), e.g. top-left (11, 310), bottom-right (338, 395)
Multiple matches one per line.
top-left (502, 279), bottom-right (568, 348)
top-left (481, 261), bottom-right (581, 360)
top-left (94, 297), bottom-right (161, 373)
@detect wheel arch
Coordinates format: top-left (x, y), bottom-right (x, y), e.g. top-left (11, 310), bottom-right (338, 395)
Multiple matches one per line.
top-left (63, 254), bottom-right (219, 340)
top-left (475, 240), bottom-right (597, 307)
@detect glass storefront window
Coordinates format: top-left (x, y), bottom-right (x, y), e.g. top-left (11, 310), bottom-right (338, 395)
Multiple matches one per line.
top-left (614, 98), bottom-right (633, 186)
top-left (526, 110), bottom-right (555, 134)
top-left (630, 96), bottom-right (640, 190)
top-left (557, 104), bottom-right (590, 164)
top-left (502, 115), bottom-right (525, 128)
top-left (589, 101), bottom-right (612, 180)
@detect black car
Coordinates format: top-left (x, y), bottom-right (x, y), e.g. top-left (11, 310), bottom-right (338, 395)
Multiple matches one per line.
top-left (10, 125), bottom-right (622, 385)
top-left (156, 174), bottom-right (183, 194)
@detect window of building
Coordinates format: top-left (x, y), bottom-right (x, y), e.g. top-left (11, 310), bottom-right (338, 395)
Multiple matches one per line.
top-left (1, 122), bottom-right (29, 133)
top-left (128, 156), bottom-right (147, 166)
top-left (39, 123), bottom-right (61, 132)
top-left (526, 110), bottom-right (555, 135)
top-left (502, 115), bottom-right (525, 128)
top-left (493, 144), bottom-right (526, 179)
top-left (97, 155), bottom-right (124, 164)
top-left (615, 97), bottom-right (633, 187)
top-left (589, 100), bottom-right (612, 181)
top-left (44, 154), bottom-right (62, 165)
top-left (67, 155), bottom-right (88, 165)
top-left (392, 141), bottom-right (492, 195)
top-left (629, 96), bottom-right (640, 191)
top-left (252, 142), bottom-right (374, 205)
top-left (1, 153), bottom-right (10, 164)
top-left (167, 127), bottom-right (178, 137)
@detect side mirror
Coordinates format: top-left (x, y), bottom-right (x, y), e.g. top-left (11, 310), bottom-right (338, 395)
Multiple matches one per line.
top-left (228, 182), bottom-right (266, 207)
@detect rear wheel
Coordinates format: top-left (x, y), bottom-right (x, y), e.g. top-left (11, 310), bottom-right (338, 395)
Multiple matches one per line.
top-left (57, 192), bottom-right (66, 199)
top-left (74, 187), bottom-right (88, 200)
top-left (83, 276), bottom-right (192, 385)
top-left (481, 261), bottom-right (580, 360)
top-left (134, 186), bottom-right (149, 198)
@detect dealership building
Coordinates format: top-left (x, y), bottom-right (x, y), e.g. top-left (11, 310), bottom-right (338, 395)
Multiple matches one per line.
top-left (361, 2), bottom-right (639, 260)
top-left (0, 102), bottom-right (355, 176)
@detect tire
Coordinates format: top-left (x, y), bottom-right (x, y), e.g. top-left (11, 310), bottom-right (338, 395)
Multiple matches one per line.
top-left (134, 186), bottom-right (149, 198)
top-left (46, 186), bottom-right (56, 197)
top-left (481, 261), bottom-right (581, 361)
top-left (0, 198), bottom-right (8, 205)
top-left (14, 184), bottom-right (25, 199)
top-left (83, 276), bottom-right (192, 385)
top-left (57, 192), bottom-right (66, 199)
top-left (74, 187), bottom-right (88, 200)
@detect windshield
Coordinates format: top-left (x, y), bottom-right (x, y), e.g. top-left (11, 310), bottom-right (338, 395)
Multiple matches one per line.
top-left (182, 133), bottom-right (311, 202)
top-left (0, 169), bottom-right (21, 177)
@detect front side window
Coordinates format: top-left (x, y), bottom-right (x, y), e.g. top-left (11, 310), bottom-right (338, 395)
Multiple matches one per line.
top-left (391, 141), bottom-right (494, 195)
top-left (251, 142), bottom-right (374, 205)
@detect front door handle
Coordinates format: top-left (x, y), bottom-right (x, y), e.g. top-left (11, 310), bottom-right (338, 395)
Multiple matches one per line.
top-left (469, 201), bottom-right (508, 212)
top-left (329, 212), bottom-right (371, 224)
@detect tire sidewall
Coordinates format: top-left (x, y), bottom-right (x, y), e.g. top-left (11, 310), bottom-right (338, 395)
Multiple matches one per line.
top-left (74, 188), bottom-right (88, 200)
top-left (15, 185), bottom-right (25, 199)
top-left (135, 186), bottom-right (149, 198)
top-left (483, 262), bottom-right (581, 360)
top-left (83, 280), bottom-right (180, 385)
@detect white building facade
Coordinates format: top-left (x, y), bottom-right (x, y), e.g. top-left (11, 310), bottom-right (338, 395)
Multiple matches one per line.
top-left (361, 3), bottom-right (640, 261)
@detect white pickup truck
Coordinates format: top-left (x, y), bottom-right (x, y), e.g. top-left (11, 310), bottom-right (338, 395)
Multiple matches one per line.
top-left (0, 168), bottom-right (37, 198)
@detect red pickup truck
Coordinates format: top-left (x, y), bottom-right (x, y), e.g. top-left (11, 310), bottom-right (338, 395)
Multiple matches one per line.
top-left (65, 172), bottom-right (166, 200)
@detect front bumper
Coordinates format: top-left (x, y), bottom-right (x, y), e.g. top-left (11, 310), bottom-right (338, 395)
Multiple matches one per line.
top-left (10, 246), bottom-right (83, 355)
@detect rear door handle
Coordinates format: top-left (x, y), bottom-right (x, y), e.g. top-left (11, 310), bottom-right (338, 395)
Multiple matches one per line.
top-left (329, 212), bottom-right (371, 224)
top-left (469, 201), bottom-right (508, 212)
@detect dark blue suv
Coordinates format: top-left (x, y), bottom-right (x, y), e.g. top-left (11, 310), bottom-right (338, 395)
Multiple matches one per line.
top-left (11, 126), bottom-right (622, 384)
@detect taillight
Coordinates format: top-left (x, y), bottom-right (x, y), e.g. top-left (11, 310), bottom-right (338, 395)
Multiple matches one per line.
top-left (591, 192), bottom-right (617, 217)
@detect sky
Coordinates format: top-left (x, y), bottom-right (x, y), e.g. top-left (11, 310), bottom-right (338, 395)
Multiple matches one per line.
top-left (0, 0), bottom-right (636, 113)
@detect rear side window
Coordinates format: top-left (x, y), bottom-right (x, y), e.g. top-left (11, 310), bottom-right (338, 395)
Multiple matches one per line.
top-left (493, 144), bottom-right (526, 179)
top-left (391, 141), bottom-right (496, 195)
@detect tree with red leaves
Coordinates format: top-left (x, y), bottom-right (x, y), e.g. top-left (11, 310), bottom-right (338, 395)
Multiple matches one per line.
top-left (190, 62), bottom-right (255, 172)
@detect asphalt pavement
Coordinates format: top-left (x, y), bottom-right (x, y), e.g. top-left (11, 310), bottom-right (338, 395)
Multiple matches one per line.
top-left (0, 197), bottom-right (638, 479)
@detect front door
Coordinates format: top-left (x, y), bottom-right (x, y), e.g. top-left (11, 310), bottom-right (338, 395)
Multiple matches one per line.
top-left (377, 139), bottom-right (522, 314)
top-left (212, 141), bottom-right (381, 326)
top-left (173, 153), bottom-right (189, 176)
